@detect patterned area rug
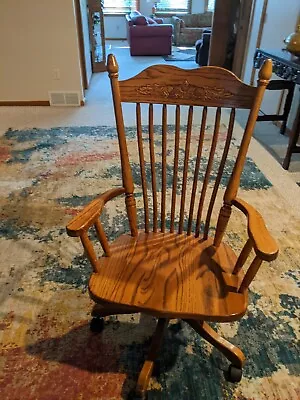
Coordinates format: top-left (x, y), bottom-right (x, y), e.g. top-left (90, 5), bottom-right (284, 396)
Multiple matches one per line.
top-left (0, 123), bottom-right (299, 400)
top-left (163, 48), bottom-right (196, 61)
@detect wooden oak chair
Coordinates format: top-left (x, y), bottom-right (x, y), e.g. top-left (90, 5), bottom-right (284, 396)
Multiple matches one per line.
top-left (66, 55), bottom-right (279, 398)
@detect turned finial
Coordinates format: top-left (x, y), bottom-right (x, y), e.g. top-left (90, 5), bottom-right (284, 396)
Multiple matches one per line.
top-left (258, 59), bottom-right (272, 85)
top-left (107, 54), bottom-right (119, 76)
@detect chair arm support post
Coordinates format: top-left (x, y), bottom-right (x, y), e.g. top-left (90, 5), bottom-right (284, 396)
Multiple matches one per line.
top-left (213, 202), bottom-right (232, 247)
top-left (232, 198), bottom-right (279, 262)
top-left (238, 256), bottom-right (263, 293)
top-left (80, 231), bottom-right (100, 273)
top-left (66, 187), bottom-right (125, 237)
top-left (232, 238), bottom-right (253, 275)
top-left (94, 219), bottom-right (111, 256)
top-left (125, 193), bottom-right (138, 237)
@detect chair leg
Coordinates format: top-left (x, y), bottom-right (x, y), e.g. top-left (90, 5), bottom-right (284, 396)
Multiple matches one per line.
top-left (136, 318), bottom-right (169, 398)
top-left (90, 303), bottom-right (138, 332)
top-left (283, 103), bottom-right (300, 170)
top-left (185, 319), bottom-right (246, 368)
top-left (280, 83), bottom-right (295, 135)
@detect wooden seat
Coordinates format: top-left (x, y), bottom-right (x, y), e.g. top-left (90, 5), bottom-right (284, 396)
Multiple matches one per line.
top-left (89, 232), bottom-right (247, 321)
top-left (66, 55), bottom-right (279, 397)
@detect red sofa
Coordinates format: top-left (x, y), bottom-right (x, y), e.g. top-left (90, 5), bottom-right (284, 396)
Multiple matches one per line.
top-left (125, 12), bottom-right (173, 56)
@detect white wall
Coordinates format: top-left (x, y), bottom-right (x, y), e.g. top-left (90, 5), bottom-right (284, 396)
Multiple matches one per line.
top-left (105, 16), bottom-right (128, 38)
top-left (0, 0), bottom-right (84, 102)
top-left (192, 0), bottom-right (205, 13)
top-left (243, 0), bottom-right (300, 128)
top-left (260, 0), bottom-right (300, 119)
top-left (243, 0), bottom-right (265, 85)
top-left (141, 0), bottom-right (155, 16)
top-left (105, 0), bottom-right (206, 39)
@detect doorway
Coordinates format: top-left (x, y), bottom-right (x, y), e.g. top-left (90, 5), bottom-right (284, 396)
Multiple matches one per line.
top-left (75, 0), bottom-right (106, 91)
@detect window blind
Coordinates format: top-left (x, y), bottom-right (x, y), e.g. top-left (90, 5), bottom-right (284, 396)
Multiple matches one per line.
top-left (156, 0), bottom-right (191, 13)
top-left (206, 0), bottom-right (215, 12)
top-left (103, 0), bottom-right (139, 14)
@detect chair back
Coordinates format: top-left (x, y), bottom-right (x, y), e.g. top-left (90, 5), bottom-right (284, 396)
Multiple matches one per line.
top-left (107, 54), bottom-right (272, 239)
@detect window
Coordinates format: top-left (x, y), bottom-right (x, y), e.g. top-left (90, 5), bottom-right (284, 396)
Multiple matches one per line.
top-left (103, 0), bottom-right (139, 14)
top-left (206, 0), bottom-right (215, 12)
top-left (155, 0), bottom-right (191, 14)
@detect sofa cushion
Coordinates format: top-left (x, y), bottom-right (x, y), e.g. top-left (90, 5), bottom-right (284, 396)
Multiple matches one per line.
top-left (183, 12), bottom-right (213, 28)
top-left (130, 24), bottom-right (173, 38)
top-left (132, 15), bottom-right (148, 25)
top-left (178, 28), bottom-right (207, 46)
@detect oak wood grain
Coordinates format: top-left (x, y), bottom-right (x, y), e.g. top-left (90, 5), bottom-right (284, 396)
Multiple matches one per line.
top-left (94, 219), bottom-right (111, 256)
top-left (66, 56), bottom-right (278, 396)
top-left (204, 108), bottom-right (235, 239)
top-left (233, 238), bottom-right (253, 275)
top-left (66, 187), bottom-right (125, 237)
top-left (89, 232), bottom-right (248, 322)
top-left (161, 104), bottom-right (167, 233)
top-left (149, 103), bottom-right (158, 232)
top-left (179, 106), bottom-right (193, 234)
top-left (80, 231), bottom-right (101, 273)
top-left (170, 105), bottom-right (181, 233)
top-left (239, 256), bottom-right (263, 293)
top-left (233, 198), bottom-right (279, 261)
top-left (119, 65), bottom-right (257, 109)
top-left (107, 54), bottom-right (137, 236)
top-left (224, 59), bottom-right (273, 205)
top-left (187, 106), bottom-right (207, 236)
top-left (136, 103), bottom-right (149, 233)
top-left (195, 107), bottom-right (221, 237)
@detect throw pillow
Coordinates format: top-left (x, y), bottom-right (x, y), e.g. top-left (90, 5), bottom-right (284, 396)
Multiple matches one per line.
top-left (132, 15), bottom-right (148, 26)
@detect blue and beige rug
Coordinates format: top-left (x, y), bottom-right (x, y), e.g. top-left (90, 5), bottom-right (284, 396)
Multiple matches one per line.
top-left (0, 123), bottom-right (299, 399)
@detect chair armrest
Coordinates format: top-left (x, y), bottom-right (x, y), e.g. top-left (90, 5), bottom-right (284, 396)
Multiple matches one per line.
top-left (66, 187), bottom-right (125, 237)
top-left (232, 198), bottom-right (279, 262)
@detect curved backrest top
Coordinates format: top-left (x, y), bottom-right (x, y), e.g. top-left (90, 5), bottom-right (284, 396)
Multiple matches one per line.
top-left (107, 54), bottom-right (272, 109)
top-left (106, 53), bottom-right (272, 238)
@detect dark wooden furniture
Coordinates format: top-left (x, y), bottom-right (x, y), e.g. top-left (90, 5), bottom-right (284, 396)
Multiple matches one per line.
top-left (209, 0), bottom-right (239, 69)
top-left (209, 0), bottom-right (254, 76)
top-left (254, 48), bottom-right (300, 169)
top-left (257, 79), bottom-right (295, 135)
top-left (66, 55), bottom-right (278, 398)
top-left (88, 0), bottom-right (106, 73)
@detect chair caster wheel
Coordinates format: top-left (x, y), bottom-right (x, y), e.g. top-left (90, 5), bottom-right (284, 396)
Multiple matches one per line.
top-left (90, 317), bottom-right (104, 333)
top-left (225, 365), bottom-right (242, 383)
